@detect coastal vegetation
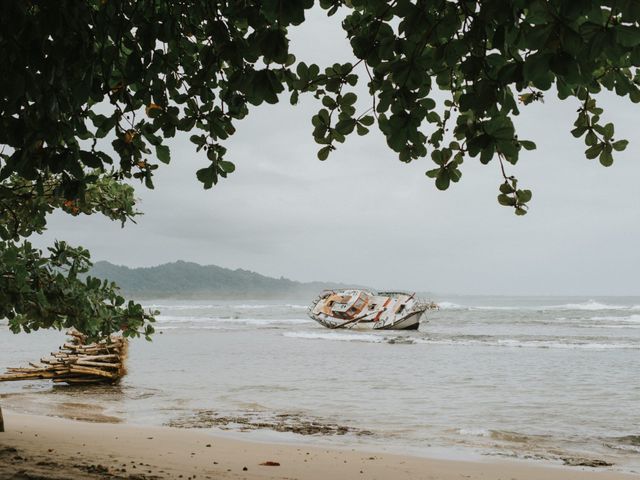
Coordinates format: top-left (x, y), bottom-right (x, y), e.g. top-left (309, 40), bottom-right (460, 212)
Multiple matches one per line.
top-left (89, 260), bottom-right (353, 298)
top-left (1, 0), bottom-right (639, 338)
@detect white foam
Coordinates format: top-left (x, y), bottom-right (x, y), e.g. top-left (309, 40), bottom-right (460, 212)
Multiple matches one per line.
top-left (589, 314), bottom-right (640, 323)
top-left (282, 332), bottom-right (638, 350)
top-left (144, 303), bottom-right (310, 313)
top-left (155, 315), bottom-right (210, 323)
top-left (414, 338), bottom-right (639, 350)
top-left (606, 444), bottom-right (640, 453)
top-left (143, 304), bottom-right (222, 310)
top-left (214, 317), bottom-right (311, 325)
top-left (283, 331), bottom-right (386, 343)
top-left (437, 301), bottom-right (463, 310)
top-left (578, 324), bottom-right (640, 329)
top-left (465, 300), bottom-right (639, 312)
top-left (542, 300), bottom-right (628, 311)
top-left (458, 428), bottom-right (491, 437)
top-left (470, 306), bottom-right (523, 311)
top-left (156, 316), bottom-right (313, 328)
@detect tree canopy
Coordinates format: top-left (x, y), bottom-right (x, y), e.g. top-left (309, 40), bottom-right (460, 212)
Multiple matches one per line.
top-left (1, 0), bottom-right (638, 338)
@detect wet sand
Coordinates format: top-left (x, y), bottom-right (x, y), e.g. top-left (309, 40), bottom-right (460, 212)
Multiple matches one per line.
top-left (0, 411), bottom-right (636, 480)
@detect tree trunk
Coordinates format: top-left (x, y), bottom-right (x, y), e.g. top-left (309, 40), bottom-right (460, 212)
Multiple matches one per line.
top-left (0, 405), bottom-right (4, 432)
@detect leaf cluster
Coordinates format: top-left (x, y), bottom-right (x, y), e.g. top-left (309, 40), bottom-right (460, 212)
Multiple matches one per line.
top-left (2, 0), bottom-right (640, 337)
top-left (0, 240), bottom-right (155, 341)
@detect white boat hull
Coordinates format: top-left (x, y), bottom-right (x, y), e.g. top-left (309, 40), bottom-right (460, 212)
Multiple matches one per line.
top-left (308, 290), bottom-right (435, 331)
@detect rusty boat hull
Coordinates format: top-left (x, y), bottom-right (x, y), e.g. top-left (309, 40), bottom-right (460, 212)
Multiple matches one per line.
top-left (307, 289), bottom-right (436, 331)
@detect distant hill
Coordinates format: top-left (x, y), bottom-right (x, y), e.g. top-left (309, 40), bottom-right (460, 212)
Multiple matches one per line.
top-left (88, 260), bottom-right (356, 299)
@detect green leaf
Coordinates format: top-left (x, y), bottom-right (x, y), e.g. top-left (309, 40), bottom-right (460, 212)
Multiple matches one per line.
top-left (435, 172), bottom-right (450, 190)
top-left (519, 140), bottom-right (536, 151)
top-left (317, 146), bottom-right (331, 161)
top-left (341, 92), bottom-right (357, 106)
top-left (571, 126), bottom-right (587, 138)
top-left (516, 189), bottom-right (532, 203)
top-left (599, 148), bottom-right (614, 167)
top-left (499, 182), bottom-right (514, 194)
top-left (359, 115), bottom-right (374, 127)
top-left (497, 194), bottom-right (516, 206)
top-left (218, 160), bottom-right (236, 173)
top-left (156, 145), bottom-right (171, 164)
top-left (425, 168), bottom-right (440, 179)
top-left (356, 124), bottom-right (369, 136)
top-left (196, 166), bottom-right (217, 189)
top-left (603, 123), bottom-right (614, 140)
top-left (616, 25), bottom-right (640, 47)
top-left (612, 139), bottom-right (629, 151)
top-left (585, 144), bottom-right (604, 159)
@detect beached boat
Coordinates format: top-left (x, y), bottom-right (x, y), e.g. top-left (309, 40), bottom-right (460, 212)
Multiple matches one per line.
top-left (308, 289), bottom-right (437, 330)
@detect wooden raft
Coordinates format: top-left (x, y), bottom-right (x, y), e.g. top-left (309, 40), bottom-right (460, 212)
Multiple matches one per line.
top-left (0, 330), bottom-right (127, 385)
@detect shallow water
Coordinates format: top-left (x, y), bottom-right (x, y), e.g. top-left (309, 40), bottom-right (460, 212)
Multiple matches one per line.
top-left (1, 295), bottom-right (639, 472)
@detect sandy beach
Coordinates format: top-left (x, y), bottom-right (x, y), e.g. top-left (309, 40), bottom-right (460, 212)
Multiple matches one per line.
top-left (0, 411), bottom-right (636, 480)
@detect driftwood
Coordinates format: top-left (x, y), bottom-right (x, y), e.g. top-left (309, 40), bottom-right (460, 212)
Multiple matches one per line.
top-left (0, 330), bottom-right (127, 385)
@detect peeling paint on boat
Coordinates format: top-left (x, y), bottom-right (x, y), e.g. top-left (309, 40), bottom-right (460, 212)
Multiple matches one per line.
top-left (308, 289), bottom-right (438, 330)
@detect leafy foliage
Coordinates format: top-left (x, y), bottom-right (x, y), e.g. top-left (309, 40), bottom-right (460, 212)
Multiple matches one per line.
top-left (0, 241), bottom-right (155, 341)
top-left (1, 0), bottom-right (638, 337)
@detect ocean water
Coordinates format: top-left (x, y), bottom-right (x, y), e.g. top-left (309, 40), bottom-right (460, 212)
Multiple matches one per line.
top-left (1, 295), bottom-right (639, 472)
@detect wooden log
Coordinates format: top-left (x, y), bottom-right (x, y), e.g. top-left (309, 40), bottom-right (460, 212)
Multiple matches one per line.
top-left (75, 360), bottom-right (120, 369)
top-left (69, 366), bottom-right (116, 378)
top-left (0, 372), bottom-right (56, 381)
top-left (56, 377), bottom-right (107, 384)
top-left (2, 334), bottom-right (126, 384)
top-left (75, 354), bottom-right (120, 362)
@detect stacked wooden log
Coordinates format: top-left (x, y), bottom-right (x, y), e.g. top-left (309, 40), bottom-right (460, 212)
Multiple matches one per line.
top-left (0, 330), bottom-right (127, 385)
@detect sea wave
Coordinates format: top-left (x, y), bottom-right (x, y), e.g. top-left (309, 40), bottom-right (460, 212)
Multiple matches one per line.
top-left (156, 315), bottom-right (312, 326)
top-left (457, 429), bottom-right (533, 443)
top-left (436, 301), bottom-right (463, 310)
top-left (143, 304), bottom-right (223, 310)
top-left (589, 314), bottom-right (640, 323)
top-left (283, 331), bottom-right (638, 350)
top-left (542, 300), bottom-right (627, 311)
top-left (449, 300), bottom-right (640, 312)
top-left (605, 435), bottom-right (640, 453)
top-left (458, 428), bottom-right (491, 437)
top-left (155, 315), bottom-right (211, 323)
top-left (578, 324), bottom-right (640, 329)
top-left (416, 338), bottom-right (638, 350)
top-left (283, 331), bottom-right (386, 343)
top-left (144, 303), bottom-right (308, 311)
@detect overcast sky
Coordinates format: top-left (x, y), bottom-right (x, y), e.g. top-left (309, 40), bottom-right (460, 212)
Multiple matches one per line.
top-left (35, 10), bottom-right (640, 296)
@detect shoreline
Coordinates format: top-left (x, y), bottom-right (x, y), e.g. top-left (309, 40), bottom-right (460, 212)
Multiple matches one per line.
top-left (0, 410), bottom-right (636, 479)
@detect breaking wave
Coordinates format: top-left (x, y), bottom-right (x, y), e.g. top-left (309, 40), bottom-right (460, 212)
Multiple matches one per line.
top-left (156, 315), bottom-right (312, 327)
top-left (457, 429), bottom-right (535, 443)
top-left (144, 303), bottom-right (308, 311)
top-left (438, 300), bottom-right (640, 312)
top-left (605, 435), bottom-right (640, 453)
top-left (283, 331), bottom-right (638, 350)
top-left (589, 314), bottom-right (640, 323)
top-left (416, 338), bottom-right (639, 350)
top-left (283, 331), bottom-right (386, 343)
top-left (542, 300), bottom-right (628, 311)
top-left (436, 301), bottom-right (463, 310)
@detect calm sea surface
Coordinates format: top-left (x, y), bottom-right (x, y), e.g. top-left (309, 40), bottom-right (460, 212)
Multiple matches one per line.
top-left (1, 295), bottom-right (639, 473)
